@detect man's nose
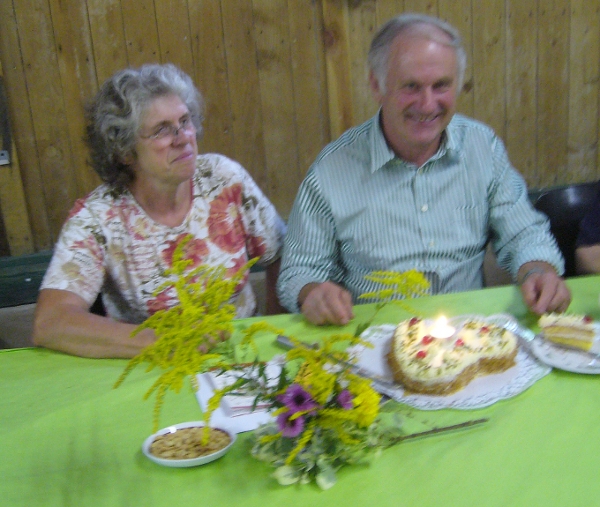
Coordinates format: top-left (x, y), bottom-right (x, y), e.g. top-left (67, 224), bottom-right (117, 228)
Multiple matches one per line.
top-left (418, 87), bottom-right (436, 111)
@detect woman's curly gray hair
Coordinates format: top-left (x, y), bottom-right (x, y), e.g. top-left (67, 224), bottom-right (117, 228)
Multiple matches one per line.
top-left (84, 64), bottom-right (204, 192)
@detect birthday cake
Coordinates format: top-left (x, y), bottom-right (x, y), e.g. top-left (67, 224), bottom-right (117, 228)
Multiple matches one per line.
top-left (387, 317), bottom-right (518, 395)
top-left (538, 313), bottom-right (596, 352)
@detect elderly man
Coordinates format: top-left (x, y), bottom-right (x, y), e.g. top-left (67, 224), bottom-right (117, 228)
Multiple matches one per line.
top-left (277, 13), bottom-right (570, 325)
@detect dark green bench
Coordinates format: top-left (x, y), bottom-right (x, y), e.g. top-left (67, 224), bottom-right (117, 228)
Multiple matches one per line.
top-left (0, 251), bottom-right (52, 308)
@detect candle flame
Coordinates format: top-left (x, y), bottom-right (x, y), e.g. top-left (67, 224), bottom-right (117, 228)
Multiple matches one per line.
top-left (430, 315), bottom-right (455, 339)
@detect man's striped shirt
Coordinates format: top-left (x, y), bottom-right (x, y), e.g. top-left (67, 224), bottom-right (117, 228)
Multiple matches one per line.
top-left (277, 112), bottom-right (563, 313)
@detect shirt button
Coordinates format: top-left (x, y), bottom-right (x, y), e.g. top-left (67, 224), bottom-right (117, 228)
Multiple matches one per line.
top-left (429, 240), bottom-right (435, 248)
top-left (421, 204), bottom-right (429, 212)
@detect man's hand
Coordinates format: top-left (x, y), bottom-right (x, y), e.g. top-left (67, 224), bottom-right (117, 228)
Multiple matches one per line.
top-left (298, 281), bottom-right (354, 326)
top-left (518, 262), bottom-right (571, 314)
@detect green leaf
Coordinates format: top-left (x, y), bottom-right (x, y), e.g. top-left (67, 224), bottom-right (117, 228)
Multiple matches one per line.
top-left (273, 465), bottom-right (301, 486)
top-left (299, 473), bottom-right (311, 485)
top-left (252, 442), bottom-right (276, 462)
top-left (354, 321), bottom-right (371, 337)
top-left (315, 466), bottom-right (337, 490)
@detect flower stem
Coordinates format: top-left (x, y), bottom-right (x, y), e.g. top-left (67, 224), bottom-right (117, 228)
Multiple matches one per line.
top-left (390, 417), bottom-right (489, 445)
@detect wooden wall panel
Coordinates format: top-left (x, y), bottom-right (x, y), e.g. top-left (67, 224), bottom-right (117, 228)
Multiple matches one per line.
top-left (505, 2), bottom-right (538, 178)
top-left (347, 0), bottom-right (378, 124)
top-left (288, 0), bottom-right (330, 177)
top-left (220, 1), bottom-right (268, 189)
top-left (537, 0), bottom-right (570, 186)
top-left (87, 0), bottom-right (128, 84)
top-left (49, 0), bottom-right (100, 195)
top-left (0, 60), bottom-right (33, 255)
top-left (0, 0), bottom-right (49, 251)
top-left (0, 146), bottom-right (33, 256)
top-left (190, 2), bottom-right (233, 158)
top-left (13, 0), bottom-right (78, 243)
top-left (121, 0), bottom-right (160, 67)
top-left (155, 0), bottom-right (195, 77)
top-left (567, 0), bottom-right (600, 182)
top-left (439, 0), bottom-right (474, 117)
top-left (1, 0), bottom-right (600, 255)
top-left (403, 0), bottom-right (437, 15)
top-left (252, 0), bottom-right (298, 211)
top-left (375, 0), bottom-right (406, 27)
top-left (472, 0), bottom-right (506, 140)
top-left (322, 0), bottom-right (354, 139)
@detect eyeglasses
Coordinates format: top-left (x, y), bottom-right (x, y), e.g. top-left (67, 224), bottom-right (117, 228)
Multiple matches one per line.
top-left (139, 116), bottom-right (196, 143)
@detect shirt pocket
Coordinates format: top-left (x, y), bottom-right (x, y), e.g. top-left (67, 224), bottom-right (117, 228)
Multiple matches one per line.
top-left (448, 203), bottom-right (489, 253)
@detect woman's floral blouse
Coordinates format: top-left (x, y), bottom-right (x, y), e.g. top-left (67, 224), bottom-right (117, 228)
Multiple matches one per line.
top-left (41, 154), bottom-right (286, 323)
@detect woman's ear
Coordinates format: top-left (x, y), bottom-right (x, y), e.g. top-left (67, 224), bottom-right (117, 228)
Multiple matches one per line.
top-left (121, 151), bottom-right (136, 166)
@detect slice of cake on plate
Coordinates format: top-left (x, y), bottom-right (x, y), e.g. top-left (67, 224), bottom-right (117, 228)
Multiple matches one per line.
top-left (387, 317), bottom-right (517, 396)
top-left (538, 313), bottom-right (596, 352)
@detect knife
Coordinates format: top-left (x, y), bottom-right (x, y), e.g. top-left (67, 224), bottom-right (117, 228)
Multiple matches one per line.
top-left (275, 334), bottom-right (398, 393)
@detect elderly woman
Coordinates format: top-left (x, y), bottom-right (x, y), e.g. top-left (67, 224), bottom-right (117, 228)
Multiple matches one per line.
top-left (33, 64), bottom-right (285, 358)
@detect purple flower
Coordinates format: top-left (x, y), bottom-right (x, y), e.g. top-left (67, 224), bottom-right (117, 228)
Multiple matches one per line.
top-left (277, 411), bottom-right (305, 438)
top-left (277, 384), bottom-right (318, 413)
top-left (337, 389), bottom-right (353, 409)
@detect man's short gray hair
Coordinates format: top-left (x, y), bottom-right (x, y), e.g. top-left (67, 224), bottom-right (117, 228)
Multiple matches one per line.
top-left (368, 13), bottom-right (467, 93)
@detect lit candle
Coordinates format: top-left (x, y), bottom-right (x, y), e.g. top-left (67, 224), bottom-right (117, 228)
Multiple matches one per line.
top-left (430, 316), bottom-right (455, 339)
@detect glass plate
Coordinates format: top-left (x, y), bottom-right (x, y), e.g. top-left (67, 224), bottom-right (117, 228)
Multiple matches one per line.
top-left (349, 314), bottom-right (551, 410)
top-left (529, 324), bottom-right (600, 374)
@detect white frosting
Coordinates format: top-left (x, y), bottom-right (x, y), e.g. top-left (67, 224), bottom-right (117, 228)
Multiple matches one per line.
top-left (392, 318), bottom-right (517, 385)
top-left (539, 313), bottom-right (594, 331)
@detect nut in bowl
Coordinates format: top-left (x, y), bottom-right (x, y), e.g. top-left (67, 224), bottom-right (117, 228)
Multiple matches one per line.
top-left (142, 422), bottom-right (236, 468)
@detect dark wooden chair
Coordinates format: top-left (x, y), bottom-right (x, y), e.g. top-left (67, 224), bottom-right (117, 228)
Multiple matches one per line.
top-left (533, 181), bottom-right (600, 277)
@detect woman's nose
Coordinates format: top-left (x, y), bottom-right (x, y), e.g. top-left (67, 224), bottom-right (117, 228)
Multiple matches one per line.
top-left (171, 126), bottom-right (195, 145)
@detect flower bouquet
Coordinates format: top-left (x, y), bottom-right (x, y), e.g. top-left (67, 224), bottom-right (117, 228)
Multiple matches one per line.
top-left (117, 255), bottom-right (487, 482)
top-left (114, 234), bottom-right (259, 432)
top-left (210, 331), bottom-right (404, 489)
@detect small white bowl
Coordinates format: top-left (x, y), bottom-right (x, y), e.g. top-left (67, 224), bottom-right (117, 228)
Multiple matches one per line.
top-left (142, 421), bottom-right (236, 468)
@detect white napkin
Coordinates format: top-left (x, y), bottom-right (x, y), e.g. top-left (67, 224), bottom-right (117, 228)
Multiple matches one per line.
top-left (195, 363), bottom-right (281, 433)
top-left (205, 370), bottom-right (272, 416)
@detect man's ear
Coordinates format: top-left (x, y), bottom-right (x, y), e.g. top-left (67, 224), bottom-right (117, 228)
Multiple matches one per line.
top-left (369, 70), bottom-right (383, 103)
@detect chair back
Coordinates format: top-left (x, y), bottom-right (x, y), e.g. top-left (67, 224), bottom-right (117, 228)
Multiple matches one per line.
top-left (533, 181), bottom-right (600, 277)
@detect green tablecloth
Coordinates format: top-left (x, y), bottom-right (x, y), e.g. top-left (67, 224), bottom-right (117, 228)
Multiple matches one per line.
top-left (2, 277), bottom-right (600, 507)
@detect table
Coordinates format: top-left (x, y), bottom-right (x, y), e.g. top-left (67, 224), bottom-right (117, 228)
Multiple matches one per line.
top-left (2, 276), bottom-right (600, 507)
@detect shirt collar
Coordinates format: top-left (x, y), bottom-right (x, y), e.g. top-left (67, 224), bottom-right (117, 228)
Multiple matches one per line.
top-left (368, 111), bottom-right (397, 173)
top-left (368, 110), bottom-right (461, 172)
top-left (442, 117), bottom-right (461, 162)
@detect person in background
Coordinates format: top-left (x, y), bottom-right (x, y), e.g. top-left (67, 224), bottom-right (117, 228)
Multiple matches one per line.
top-left (277, 13), bottom-right (570, 326)
top-left (33, 64), bottom-right (285, 358)
top-left (575, 186), bottom-right (600, 274)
